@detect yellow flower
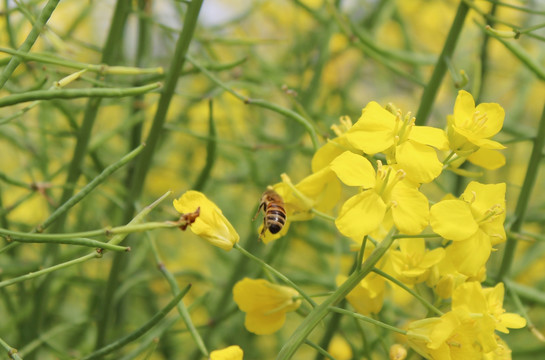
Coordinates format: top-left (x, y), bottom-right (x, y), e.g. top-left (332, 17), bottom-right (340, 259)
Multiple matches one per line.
top-left (233, 278), bottom-right (301, 335)
top-left (327, 335), bottom-right (353, 360)
top-left (331, 151), bottom-right (429, 240)
top-left (407, 307), bottom-right (497, 360)
top-left (447, 90), bottom-right (506, 169)
top-left (173, 191), bottom-right (239, 251)
top-left (337, 273), bottom-right (385, 316)
top-left (390, 238), bottom-right (445, 285)
top-left (345, 101), bottom-right (448, 183)
top-left (209, 345), bottom-right (243, 360)
top-left (430, 182), bottom-right (506, 276)
top-left (452, 282), bottom-right (526, 334)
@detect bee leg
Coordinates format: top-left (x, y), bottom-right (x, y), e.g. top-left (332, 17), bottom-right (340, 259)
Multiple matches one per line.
top-left (252, 202), bottom-right (265, 221)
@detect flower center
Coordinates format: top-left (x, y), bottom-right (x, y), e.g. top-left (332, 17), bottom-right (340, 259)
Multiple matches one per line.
top-left (463, 110), bottom-right (488, 133)
top-left (393, 110), bottom-right (415, 146)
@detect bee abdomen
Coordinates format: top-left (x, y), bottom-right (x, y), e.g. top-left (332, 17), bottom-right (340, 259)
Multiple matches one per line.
top-left (266, 204), bottom-right (286, 234)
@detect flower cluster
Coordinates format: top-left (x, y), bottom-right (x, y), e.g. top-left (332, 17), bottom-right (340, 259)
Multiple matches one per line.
top-left (173, 90), bottom-right (523, 359)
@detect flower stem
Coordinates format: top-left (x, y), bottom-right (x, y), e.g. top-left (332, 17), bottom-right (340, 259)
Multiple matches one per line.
top-left (234, 243), bottom-right (317, 307)
top-left (81, 284), bottom-right (191, 360)
top-left (0, 336), bottom-right (23, 360)
top-left (0, 0), bottom-right (60, 89)
top-left (328, 306), bottom-right (408, 335)
top-left (497, 102), bottom-right (545, 280)
top-left (415, 1), bottom-right (470, 125)
top-left (149, 238), bottom-right (209, 357)
top-left (0, 83), bottom-right (160, 108)
top-left (372, 268), bottom-right (444, 316)
top-left (185, 54), bottom-right (320, 151)
top-left (276, 234), bottom-right (395, 360)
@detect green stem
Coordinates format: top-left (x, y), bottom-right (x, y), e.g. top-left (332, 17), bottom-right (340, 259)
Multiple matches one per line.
top-left (81, 285), bottom-right (191, 360)
top-left (276, 234), bottom-right (395, 360)
top-left (0, 336), bottom-right (23, 360)
top-left (234, 243), bottom-right (317, 307)
top-left (0, 83), bottom-right (160, 108)
top-left (97, 1), bottom-right (203, 350)
top-left (305, 340), bottom-right (335, 360)
top-left (185, 54), bottom-right (320, 151)
top-left (0, 0), bottom-right (61, 89)
top-left (372, 268), bottom-right (443, 316)
top-left (149, 239), bottom-right (209, 356)
top-left (356, 236), bottom-right (368, 272)
top-left (497, 103), bottom-right (545, 280)
top-left (415, 1), bottom-right (469, 125)
top-left (0, 253), bottom-right (100, 289)
top-left (128, 0), bottom-right (203, 201)
top-left (37, 143), bottom-right (145, 232)
top-left (192, 99), bottom-right (217, 191)
top-left (328, 306), bottom-right (407, 335)
top-left (8, 237), bottom-right (129, 252)
top-left (0, 47), bottom-right (163, 74)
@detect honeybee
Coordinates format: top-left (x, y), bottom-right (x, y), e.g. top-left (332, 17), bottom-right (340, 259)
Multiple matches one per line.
top-left (254, 189), bottom-right (287, 237)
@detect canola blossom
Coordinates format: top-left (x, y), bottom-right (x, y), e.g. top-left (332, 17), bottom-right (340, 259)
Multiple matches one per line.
top-left (173, 190), bottom-right (240, 251)
top-left (209, 345), bottom-right (244, 360)
top-left (330, 151), bottom-right (429, 240)
top-left (233, 278), bottom-right (301, 335)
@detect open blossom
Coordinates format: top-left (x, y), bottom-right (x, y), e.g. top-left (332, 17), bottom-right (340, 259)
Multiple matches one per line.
top-left (344, 101), bottom-right (448, 183)
top-left (447, 90), bottom-right (506, 170)
top-left (430, 181), bottom-right (505, 276)
top-left (173, 191), bottom-right (239, 251)
top-left (407, 307), bottom-right (498, 360)
top-left (233, 278), bottom-right (301, 335)
top-left (390, 238), bottom-right (445, 285)
top-left (452, 282), bottom-right (526, 334)
top-left (330, 151), bottom-right (429, 240)
top-left (209, 345), bottom-right (243, 360)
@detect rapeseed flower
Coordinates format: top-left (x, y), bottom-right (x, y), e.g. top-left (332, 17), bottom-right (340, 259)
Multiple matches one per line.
top-left (407, 307), bottom-right (497, 360)
top-left (173, 191), bottom-right (239, 251)
top-left (337, 273), bottom-right (385, 316)
top-left (390, 238), bottom-right (445, 285)
top-left (452, 282), bottom-right (526, 334)
top-left (430, 182), bottom-right (505, 276)
top-left (344, 101), bottom-right (448, 183)
top-left (209, 345), bottom-right (243, 360)
top-left (331, 151), bottom-right (429, 240)
top-left (447, 90), bottom-right (506, 170)
top-left (233, 278), bottom-right (301, 335)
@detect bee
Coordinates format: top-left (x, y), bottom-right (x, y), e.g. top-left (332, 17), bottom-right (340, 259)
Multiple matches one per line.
top-left (253, 189), bottom-right (287, 237)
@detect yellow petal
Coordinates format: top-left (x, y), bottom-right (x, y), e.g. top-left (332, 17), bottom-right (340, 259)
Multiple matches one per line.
top-left (311, 136), bottom-right (354, 172)
top-left (453, 90), bottom-right (476, 128)
top-left (210, 345), bottom-right (244, 360)
top-left (173, 191), bottom-right (239, 251)
top-left (233, 278), bottom-right (299, 314)
top-left (474, 102), bottom-right (505, 138)
top-left (430, 199), bottom-right (478, 241)
top-left (452, 126), bottom-right (506, 149)
top-left (408, 126), bottom-right (449, 150)
top-left (329, 151), bottom-right (376, 187)
top-left (497, 313), bottom-right (526, 333)
top-left (335, 191), bottom-right (386, 239)
top-left (244, 310), bottom-right (286, 335)
top-left (396, 140), bottom-right (443, 183)
top-left (467, 148), bottom-right (505, 170)
top-left (446, 230), bottom-right (491, 277)
top-left (391, 182), bottom-right (429, 235)
top-left (346, 102), bottom-right (396, 154)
